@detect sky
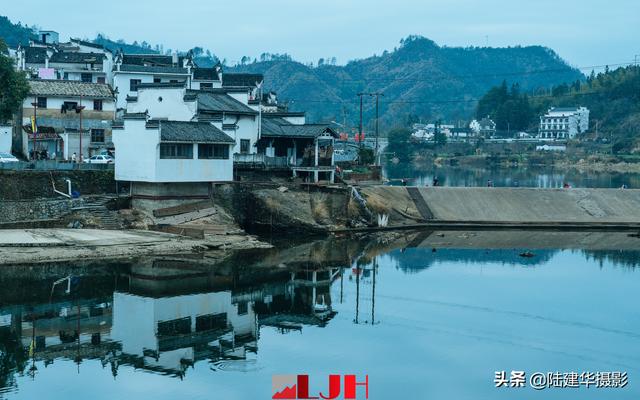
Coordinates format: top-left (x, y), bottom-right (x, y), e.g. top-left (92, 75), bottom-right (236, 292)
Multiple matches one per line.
top-left (3, 0), bottom-right (639, 69)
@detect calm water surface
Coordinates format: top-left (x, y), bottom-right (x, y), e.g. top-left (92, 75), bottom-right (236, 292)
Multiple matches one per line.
top-left (1, 233), bottom-right (638, 399)
top-left (384, 163), bottom-right (640, 189)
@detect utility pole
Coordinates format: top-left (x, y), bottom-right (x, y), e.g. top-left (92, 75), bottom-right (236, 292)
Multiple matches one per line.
top-left (370, 92), bottom-right (384, 166)
top-left (30, 98), bottom-right (38, 160)
top-left (357, 93), bottom-right (365, 148)
top-left (77, 97), bottom-right (86, 162)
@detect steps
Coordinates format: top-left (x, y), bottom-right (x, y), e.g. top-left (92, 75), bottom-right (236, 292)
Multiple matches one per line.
top-left (406, 187), bottom-right (434, 220)
top-left (73, 196), bottom-right (121, 230)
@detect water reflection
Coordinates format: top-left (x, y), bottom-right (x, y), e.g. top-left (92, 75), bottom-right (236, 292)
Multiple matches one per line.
top-left (1, 231), bottom-right (639, 399)
top-left (385, 163), bottom-right (640, 189)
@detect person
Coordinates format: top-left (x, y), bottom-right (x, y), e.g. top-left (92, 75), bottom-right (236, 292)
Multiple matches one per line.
top-left (487, 179), bottom-right (493, 187)
top-left (563, 182), bottom-right (570, 189)
top-left (621, 184), bottom-right (628, 189)
top-left (432, 177), bottom-right (439, 187)
top-left (401, 178), bottom-right (407, 186)
top-left (71, 152), bottom-right (77, 163)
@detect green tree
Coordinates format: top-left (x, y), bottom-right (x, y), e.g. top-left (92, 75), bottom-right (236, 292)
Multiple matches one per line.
top-left (387, 127), bottom-right (413, 161)
top-left (0, 39), bottom-right (29, 122)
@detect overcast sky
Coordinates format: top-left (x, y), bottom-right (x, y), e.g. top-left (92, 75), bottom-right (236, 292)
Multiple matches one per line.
top-left (3, 0), bottom-right (639, 68)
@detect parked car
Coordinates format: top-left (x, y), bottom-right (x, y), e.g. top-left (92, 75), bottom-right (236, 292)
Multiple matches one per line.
top-left (0, 152), bottom-right (19, 163)
top-left (84, 154), bottom-right (114, 164)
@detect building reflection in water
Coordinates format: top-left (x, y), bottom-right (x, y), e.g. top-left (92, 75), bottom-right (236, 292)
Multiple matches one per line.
top-left (0, 256), bottom-right (346, 383)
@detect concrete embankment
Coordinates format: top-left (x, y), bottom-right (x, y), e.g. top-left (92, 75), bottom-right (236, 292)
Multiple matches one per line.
top-left (359, 186), bottom-right (640, 229)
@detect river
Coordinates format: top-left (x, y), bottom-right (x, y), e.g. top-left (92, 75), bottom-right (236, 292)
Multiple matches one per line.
top-left (0, 231), bottom-right (638, 399)
top-left (384, 163), bottom-right (640, 188)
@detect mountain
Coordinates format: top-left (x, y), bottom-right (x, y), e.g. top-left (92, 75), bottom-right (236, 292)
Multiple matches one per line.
top-left (229, 36), bottom-right (583, 130)
top-left (0, 16), bottom-right (35, 48)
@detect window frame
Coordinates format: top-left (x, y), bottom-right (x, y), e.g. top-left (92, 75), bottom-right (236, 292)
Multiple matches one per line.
top-left (240, 139), bottom-right (250, 154)
top-left (91, 129), bottom-right (105, 143)
top-left (93, 99), bottom-right (103, 111)
top-left (80, 73), bottom-right (92, 83)
top-left (36, 97), bottom-right (47, 108)
top-left (159, 143), bottom-right (194, 159)
top-left (198, 143), bottom-right (229, 160)
top-left (130, 79), bottom-right (142, 92)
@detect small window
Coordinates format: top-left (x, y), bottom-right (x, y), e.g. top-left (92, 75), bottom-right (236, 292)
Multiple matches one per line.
top-left (63, 72), bottom-right (69, 80)
top-left (170, 79), bottom-right (178, 83)
top-left (200, 82), bottom-right (213, 89)
top-left (240, 139), bottom-right (250, 154)
top-left (97, 77), bottom-right (106, 84)
top-left (198, 144), bottom-right (229, 159)
top-left (195, 313), bottom-right (227, 332)
top-left (81, 73), bottom-right (92, 83)
top-left (237, 302), bottom-right (248, 315)
top-left (160, 143), bottom-right (193, 159)
top-left (130, 79), bottom-right (142, 91)
top-left (93, 99), bottom-right (103, 111)
top-left (157, 317), bottom-right (191, 337)
top-left (153, 78), bottom-right (161, 83)
top-left (91, 129), bottom-right (105, 143)
top-left (61, 101), bottom-right (78, 113)
top-left (36, 97), bottom-right (47, 108)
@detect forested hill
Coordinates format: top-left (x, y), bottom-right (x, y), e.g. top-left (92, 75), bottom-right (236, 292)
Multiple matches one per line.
top-left (0, 16), bottom-right (35, 47)
top-left (229, 36), bottom-right (583, 129)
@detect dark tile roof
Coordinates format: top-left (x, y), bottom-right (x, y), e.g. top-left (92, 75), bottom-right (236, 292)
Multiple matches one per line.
top-left (261, 117), bottom-right (338, 139)
top-left (137, 82), bottom-right (186, 89)
top-left (122, 54), bottom-right (174, 66)
top-left (50, 52), bottom-right (105, 64)
top-left (28, 79), bottom-right (114, 99)
top-left (119, 64), bottom-right (188, 74)
top-left (70, 38), bottom-right (108, 51)
top-left (196, 91), bottom-right (258, 115)
top-left (193, 67), bottom-right (219, 81)
top-left (264, 111), bottom-right (305, 118)
top-left (25, 47), bottom-right (48, 64)
top-left (222, 73), bottom-right (264, 87)
top-left (158, 121), bottom-right (234, 143)
top-left (123, 112), bottom-right (148, 119)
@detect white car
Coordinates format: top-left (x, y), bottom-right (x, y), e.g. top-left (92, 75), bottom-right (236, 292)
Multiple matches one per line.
top-left (0, 152), bottom-right (19, 163)
top-left (84, 154), bottom-right (114, 164)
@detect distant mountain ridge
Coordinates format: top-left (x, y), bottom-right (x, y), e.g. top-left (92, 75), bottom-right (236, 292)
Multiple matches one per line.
top-left (0, 15), bottom-right (583, 128)
top-left (228, 37), bottom-right (583, 128)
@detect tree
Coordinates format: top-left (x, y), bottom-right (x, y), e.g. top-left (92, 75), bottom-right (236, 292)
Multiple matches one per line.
top-left (387, 127), bottom-right (413, 161)
top-left (0, 40), bottom-right (29, 122)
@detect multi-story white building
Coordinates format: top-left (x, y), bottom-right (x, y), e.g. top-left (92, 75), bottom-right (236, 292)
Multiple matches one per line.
top-left (20, 79), bottom-right (115, 159)
top-left (538, 107), bottom-right (589, 140)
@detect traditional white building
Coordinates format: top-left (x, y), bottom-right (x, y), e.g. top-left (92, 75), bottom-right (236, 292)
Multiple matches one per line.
top-left (470, 117), bottom-right (496, 137)
top-left (20, 80), bottom-right (115, 159)
top-left (0, 124), bottom-right (12, 154)
top-left (538, 107), bottom-right (589, 140)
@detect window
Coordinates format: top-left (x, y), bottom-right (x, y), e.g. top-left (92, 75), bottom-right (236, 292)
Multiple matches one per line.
top-left (81, 73), bottom-right (92, 83)
top-left (195, 313), bottom-right (227, 332)
top-left (153, 77), bottom-right (161, 83)
top-left (198, 144), bottom-right (229, 159)
top-left (130, 79), bottom-right (142, 91)
top-left (200, 82), bottom-right (213, 89)
top-left (240, 139), bottom-right (250, 154)
top-left (61, 101), bottom-right (78, 114)
top-left (93, 99), bottom-right (103, 111)
top-left (63, 72), bottom-right (69, 80)
top-left (157, 317), bottom-right (191, 337)
top-left (36, 97), bottom-right (47, 108)
top-left (170, 79), bottom-right (178, 83)
top-left (97, 77), bottom-right (106, 84)
top-left (91, 129), bottom-right (105, 143)
top-left (160, 143), bottom-right (193, 159)
top-left (237, 302), bottom-right (248, 315)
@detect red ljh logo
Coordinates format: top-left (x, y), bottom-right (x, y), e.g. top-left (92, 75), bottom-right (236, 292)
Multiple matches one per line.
top-left (272, 375), bottom-right (369, 399)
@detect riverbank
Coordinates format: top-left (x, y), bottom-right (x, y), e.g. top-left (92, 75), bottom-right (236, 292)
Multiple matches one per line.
top-left (0, 228), bottom-right (270, 266)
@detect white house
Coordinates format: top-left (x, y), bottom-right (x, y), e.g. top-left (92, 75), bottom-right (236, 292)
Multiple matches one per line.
top-left (113, 115), bottom-right (235, 182)
top-left (538, 107), bottom-right (589, 140)
top-left (470, 117), bottom-right (496, 137)
top-left (112, 53), bottom-right (194, 110)
top-left (21, 79), bottom-right (115, 159)
top-left (111, 289), bottom-right (256, 375)
top-left (14, 37), bottom-right (113, 84)
top-left (0, 124), bottom-right (12, 154)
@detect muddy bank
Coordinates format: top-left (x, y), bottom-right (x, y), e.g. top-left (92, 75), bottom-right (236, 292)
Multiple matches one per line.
top-left (0, 229), bottom-right (270, 266)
